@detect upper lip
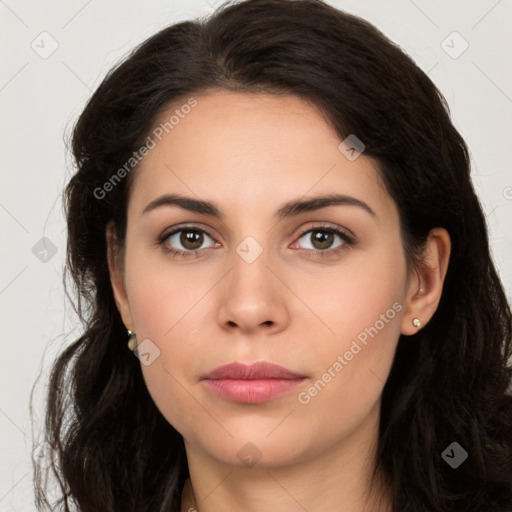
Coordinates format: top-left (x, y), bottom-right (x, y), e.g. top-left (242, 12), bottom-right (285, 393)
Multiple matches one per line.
top-left (201, 362), bottom-right (306, 380)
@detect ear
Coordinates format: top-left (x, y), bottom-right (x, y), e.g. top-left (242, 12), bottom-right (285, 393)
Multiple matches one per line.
top-left (106, 220), bottom-right (134, 330)
top-left (400, 227), bottom-right (451, 335)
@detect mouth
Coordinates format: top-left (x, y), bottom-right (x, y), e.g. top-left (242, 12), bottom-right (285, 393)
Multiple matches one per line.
top-left (201, 361), bottom-right (308, 404)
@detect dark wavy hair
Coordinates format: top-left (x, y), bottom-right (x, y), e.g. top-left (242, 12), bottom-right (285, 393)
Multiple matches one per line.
top-left (32, 0), bottom-right (512, 510)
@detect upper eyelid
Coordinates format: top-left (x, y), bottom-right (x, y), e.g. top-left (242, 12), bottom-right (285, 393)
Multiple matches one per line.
top-left (296, 222), bottom-right (354, 238)
top-left (162, 224), bottom-right (216, 241)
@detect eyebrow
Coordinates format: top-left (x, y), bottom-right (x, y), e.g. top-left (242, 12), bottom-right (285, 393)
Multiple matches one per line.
top-left (142, 192), bottom-right (376, 218)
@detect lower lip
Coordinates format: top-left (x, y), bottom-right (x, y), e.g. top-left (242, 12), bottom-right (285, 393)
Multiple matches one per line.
top-left (203, 378), bottom-right (306, 403)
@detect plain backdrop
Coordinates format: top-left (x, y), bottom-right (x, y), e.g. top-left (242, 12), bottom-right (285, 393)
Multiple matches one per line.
top-left (1, 0), bottom-right (511, 510)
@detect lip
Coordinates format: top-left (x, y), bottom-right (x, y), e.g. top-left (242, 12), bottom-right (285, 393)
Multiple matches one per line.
top-left (201, 362), bottom-right (307, 404)
top-left (202, 361), bottom-right (306, 380)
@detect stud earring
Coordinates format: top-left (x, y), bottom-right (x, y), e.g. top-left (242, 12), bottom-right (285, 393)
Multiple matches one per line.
top-left (412, 318), bottom-right (422, 330)
top-left (127, 329), bottom-right (137, 351)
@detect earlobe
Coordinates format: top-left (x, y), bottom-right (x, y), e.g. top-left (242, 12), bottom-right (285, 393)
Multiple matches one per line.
top-left (400, 227), bottom-right (451, 336)
top-left (106, 221), bottom-right (134, 329)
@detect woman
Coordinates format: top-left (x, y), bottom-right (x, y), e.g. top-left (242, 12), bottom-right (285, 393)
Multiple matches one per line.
top-left (34, 0), bottom-right (512, 511)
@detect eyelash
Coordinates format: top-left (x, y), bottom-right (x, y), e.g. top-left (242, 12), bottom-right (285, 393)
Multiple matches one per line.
top-left (156, 223), bottom-right (355, 259)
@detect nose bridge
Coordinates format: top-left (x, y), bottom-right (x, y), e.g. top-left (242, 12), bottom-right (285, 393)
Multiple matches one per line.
top-left (229, 233), bottom-right (273, 300)
top-left (216, 232), bottom-right (288, 332)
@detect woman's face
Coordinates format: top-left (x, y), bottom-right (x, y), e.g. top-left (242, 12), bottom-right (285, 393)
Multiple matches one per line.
top-left (111, 90), bottom-right (416, 469)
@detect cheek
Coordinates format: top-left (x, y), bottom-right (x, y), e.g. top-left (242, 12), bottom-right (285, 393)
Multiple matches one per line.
top-left (140, 362), bottom-right (201, 436)
top-left (123, 248), bottom-right (217, 433)
top-left (294, 239), bottom-right (407, 350)
top-left (292, 242), bottom-right (406, 416)
top-left (124, 241), bottom-right (215, 338)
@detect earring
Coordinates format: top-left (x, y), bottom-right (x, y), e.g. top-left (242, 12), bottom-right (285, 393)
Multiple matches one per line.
top-left (127, 329), bottom-right (137, 351)
top-left (412, 318), bottom-right (422, 330)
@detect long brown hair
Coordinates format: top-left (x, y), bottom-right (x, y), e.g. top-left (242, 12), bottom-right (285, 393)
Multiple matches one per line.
top-left (33, 1), bottom-right (512, 510)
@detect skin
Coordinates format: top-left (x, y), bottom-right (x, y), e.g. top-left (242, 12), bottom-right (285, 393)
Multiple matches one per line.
top-left (107, 90), bottom-right (451, 512)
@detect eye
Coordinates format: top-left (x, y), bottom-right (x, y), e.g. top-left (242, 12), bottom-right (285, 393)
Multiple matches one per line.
top-left (158, 226), bottom-right (218, 257)
top-left (157, 223), bottom-right (355, 259)
top-left (293, 224), bottom-right (354, 255)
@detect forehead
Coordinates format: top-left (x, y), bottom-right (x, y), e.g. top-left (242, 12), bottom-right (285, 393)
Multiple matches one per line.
top-left (128, 90), bottom-right (392, 219)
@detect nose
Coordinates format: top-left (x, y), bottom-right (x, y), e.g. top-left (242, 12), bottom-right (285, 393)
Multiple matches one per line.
top-left (216, 244), bottom-right (290, 335)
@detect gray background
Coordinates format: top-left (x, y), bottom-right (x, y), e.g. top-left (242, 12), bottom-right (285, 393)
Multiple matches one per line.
top-left (1, 0), bottom-right (511, 509)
